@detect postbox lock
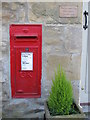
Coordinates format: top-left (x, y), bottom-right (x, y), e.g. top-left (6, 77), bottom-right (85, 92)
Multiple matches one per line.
top-left (25, 48), bottom-right (29, 51)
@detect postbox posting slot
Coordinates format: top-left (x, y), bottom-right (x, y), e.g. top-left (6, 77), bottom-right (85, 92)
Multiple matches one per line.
top-left (15, 34), bottom-right (38, 39)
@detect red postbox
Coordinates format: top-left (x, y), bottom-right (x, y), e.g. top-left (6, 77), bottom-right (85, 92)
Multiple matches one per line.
top-left (10, 24), bottom-right (42, 98)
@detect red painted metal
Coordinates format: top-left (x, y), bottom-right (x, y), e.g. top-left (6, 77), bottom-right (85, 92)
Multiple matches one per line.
top-left (10, 24), bottom-right (42, 98)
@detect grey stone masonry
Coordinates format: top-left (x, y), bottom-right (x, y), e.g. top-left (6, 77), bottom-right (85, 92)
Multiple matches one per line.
top-left (1, 2), bottom-right (82, 119)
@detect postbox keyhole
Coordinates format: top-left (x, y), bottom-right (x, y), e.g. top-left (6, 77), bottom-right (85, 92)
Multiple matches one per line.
top-left (25, 48), bottom-right (29, 51)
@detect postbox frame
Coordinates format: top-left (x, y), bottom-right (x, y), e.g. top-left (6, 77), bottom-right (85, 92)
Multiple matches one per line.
top-left (10, 24), bottom-right (42, 98)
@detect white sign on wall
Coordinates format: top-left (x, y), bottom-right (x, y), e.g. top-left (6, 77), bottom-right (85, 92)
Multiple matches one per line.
top-left (60, 5), bottom-right (78, 18)
top-left (21, 52), bottom-right (33, 70)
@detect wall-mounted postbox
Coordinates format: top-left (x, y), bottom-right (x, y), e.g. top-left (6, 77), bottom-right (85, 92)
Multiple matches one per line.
top-left (10, 24), bottom-right (42, 98)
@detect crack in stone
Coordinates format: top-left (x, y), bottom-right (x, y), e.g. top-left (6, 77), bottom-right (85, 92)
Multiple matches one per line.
top-left (24, 109), bottom-right (44, 115)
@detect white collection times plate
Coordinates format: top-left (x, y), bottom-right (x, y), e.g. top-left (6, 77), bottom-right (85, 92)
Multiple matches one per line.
top-left (21, 52), bottom-right (33, 71)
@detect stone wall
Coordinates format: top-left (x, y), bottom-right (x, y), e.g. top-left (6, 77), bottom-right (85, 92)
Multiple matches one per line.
top-left (1, 2), bottom-right (82, 118)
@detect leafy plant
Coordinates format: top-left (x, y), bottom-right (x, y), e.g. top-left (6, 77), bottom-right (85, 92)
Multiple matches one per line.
top-left (47, 65), bottom-right (73, 116)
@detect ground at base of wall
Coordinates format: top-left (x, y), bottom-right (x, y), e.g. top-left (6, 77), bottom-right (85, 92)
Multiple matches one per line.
top-left (1, 112), bottom-right (90, 120)
top-left (2, 112), bottom-right (45, 119)
top-left (2, 98), bottom-right (45, 119)
top-left (2, 110), bottom-right (45, 119)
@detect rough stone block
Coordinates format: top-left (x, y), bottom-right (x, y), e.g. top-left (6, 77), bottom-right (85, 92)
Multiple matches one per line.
top-left (64, 25), bottom-right (82, 53)
top-left (47, 54), bottom-right (71, 79)
top-left (2, 41), bottom-right (9, 52)
top-left (44, 26), bottom-right (63, 45)
top-left (47, 54), bottom-right (81, 80)
top-left (0, 83), bottom-right (2, 92)
top-left (28, 2), bottom-right (82, 24)
top-left (31, 3), bottom-right (46, 18)
top-left (18, 8), bottom-right (25, 22)
top-left (2, 9), bottom-right (17, 24)
top-left (1, 53), bottom-right (9, 85)
top-left (0, 72), bottom-right (2, 83)
top-left (28, 3), bottom-right (57, 24)
top-left (2, 82), bottom-right (10, 101)
top-left (2, 26), bottom-right (8, 39)
top-left (45, 3), bottom-right (60, 24)
top-left (0, 59), bottom-right (2, 71)
top-left (10, 2), bottom-right (18, 10)
top-left (0, 10), bottom-right (2, 22)
top-left (2, 2), bottom-right (18, 24)
top-left (0, 52), bottom-right (2, 60)
top-left (44, 25), bottom-right (82, 54)
top-left (71, 54), bottom-right (81, 80)
top-left (2, 2), bottom-right (10, 10)
top-left (2, 54), bottom-right (9, 73)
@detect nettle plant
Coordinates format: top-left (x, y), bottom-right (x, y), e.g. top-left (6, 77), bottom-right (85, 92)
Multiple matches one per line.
top-left (48, 65), bottom-right (73, 116)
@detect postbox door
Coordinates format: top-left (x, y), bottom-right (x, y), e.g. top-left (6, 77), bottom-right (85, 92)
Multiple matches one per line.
top-left (15, 47), bottom-right (39, 96)
top-left (10, 24), bottom-right (42, 98)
